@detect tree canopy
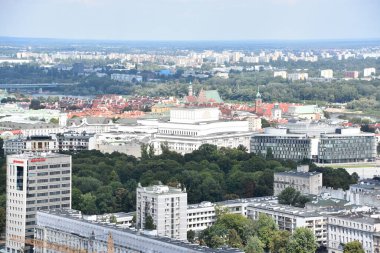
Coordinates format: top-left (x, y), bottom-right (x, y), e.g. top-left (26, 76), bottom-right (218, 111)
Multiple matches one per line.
top-left (286, 227), bottom-right (318, 253)
top-left (343, 240), bottom-right (365, 253)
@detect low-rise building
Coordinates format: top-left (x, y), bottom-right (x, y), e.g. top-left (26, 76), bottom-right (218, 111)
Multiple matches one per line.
top-left (247, 202), bottom-right (327, 245)
top-left (344, 71), bottom-right (359, 79)
top-left (327, 213), bottom-right (380, 253)
top-left (55, 131), bottom-right (96, 152)
top-left (347, 178), bottom-right (380, 207)
top-left (287, 105), bottom-right (324, 120)
top-left (321, 69), bottom-right (334, 78)
top-left (111, 73), bottom-right (142, 82)
top-left (95, 131), bottom-right (153, 157)
top-left (288, 72), bottom-right (308, 81)
top-left (83, 212), bottom-right (135, 228)
top-left (187, 197), bottom-right (277, 232)
top-left (274, 71), bottom-right (287, 79)
top-left (274, 165), bottom-right (322, 196)
top-left (363, 68), bottom-right (376, 77)
top-left (35, 209), bottom-right (242, 253)
top-left (67, 117), bottom-right (115, 134)
top-left (4, 135), bottom-right (58, 155)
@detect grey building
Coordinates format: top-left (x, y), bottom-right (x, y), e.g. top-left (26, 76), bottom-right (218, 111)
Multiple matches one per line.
top-left (4, 136), bottom-right (58, 155)
top-left (347, 178), bottom-right (380, 207)
top-left (55, 131), bottom-right (95, 152)
top-left (34, 209), bottom-right (242, 253)
top-left (318, 128), bottom-right (377, 164)
top-left (250, 128), bottom-right (312, 160)
top-left (274, 165), bottom-right (322, 196)
top-left (251, 127), bottom-right (376, 163)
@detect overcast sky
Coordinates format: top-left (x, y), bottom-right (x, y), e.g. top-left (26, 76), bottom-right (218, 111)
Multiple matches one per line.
top-left (0, 0), bottom-right (379, 41)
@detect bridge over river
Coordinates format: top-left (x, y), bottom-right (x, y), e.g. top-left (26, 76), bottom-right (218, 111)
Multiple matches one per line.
top-left (0, 83), bottom-right (78, 89)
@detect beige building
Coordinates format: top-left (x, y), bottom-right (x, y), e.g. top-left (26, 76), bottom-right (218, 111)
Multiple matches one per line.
top-left (136, 184), bottom-right (187, 240)
top-left (274, 165), bottom-right (322, 196)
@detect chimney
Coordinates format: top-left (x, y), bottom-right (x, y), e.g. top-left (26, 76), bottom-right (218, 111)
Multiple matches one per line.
top-left (297, 165), bottom-right (309, 172)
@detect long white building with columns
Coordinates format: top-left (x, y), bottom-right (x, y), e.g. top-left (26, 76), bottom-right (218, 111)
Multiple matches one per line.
top-left (149, 107), bottom-right (253, 154)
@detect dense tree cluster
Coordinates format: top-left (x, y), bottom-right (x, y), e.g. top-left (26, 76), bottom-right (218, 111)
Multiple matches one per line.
top-left (0, 143), bottom-right (360, 238)
top-left (343, 240), bottom-right (365, 253)
top-left (278, 187), bottom-right (311, 208)
top-left (199, 212), bottom-right (317, 253)
top-left (67, 145), bottom-right (359, 215)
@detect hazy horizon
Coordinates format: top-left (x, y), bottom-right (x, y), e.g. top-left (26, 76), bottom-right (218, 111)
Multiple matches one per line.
top-left (1, 0), bottom-right (380, 41)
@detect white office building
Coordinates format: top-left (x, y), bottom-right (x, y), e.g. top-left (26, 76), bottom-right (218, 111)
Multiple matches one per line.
top-left (136, 184), bottom-right (187, 240)
top-left (6, 153), bottom-right (72, 253)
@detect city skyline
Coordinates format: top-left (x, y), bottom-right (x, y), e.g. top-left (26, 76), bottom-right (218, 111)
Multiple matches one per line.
top-left (1, 0), bottom-right (380, 41)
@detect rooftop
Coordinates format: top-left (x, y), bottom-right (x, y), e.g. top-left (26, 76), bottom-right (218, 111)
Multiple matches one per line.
top-left (328, 212), bottom-right (380, 225)
top-left (8, 152), bottom-right (71, 159)
top-left (137, 184), bottom-right (186, 195)
top-left (248, 202), bottom-right (326, 218)
top-left (39, 209), bottom-right (242, 253)
top-left (275, 170), bottom-right (321, 178)
top-left (187, 196), bottom-right (278, 210)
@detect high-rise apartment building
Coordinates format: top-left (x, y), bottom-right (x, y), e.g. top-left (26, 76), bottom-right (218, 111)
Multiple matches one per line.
top-left (136, 184), bottom-right (187, 240)
top-left (6, 153), bottom-right (72, 253)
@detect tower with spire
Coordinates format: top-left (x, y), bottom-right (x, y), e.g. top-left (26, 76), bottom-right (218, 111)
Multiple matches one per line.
top-left (255, 85), bottom-right (262, 110)
top-left (188, 81), bottom-right (193, 97)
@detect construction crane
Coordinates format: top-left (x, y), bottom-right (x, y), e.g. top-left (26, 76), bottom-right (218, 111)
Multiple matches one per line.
top-left (10, 231), bottom-right (115, 253)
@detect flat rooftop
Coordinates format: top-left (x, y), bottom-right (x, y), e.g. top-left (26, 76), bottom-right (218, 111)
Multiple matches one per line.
top-left (7, 153), bottom-right (71, 159)
top-left (38, 209), bottom-right (243, 253)
top-left (275, 170), bottom-right (321, 178)
top-left (137, 185), bottom-right (186, 195)
top-left (188, 196), bottom-right (278, 210)
top-left (248, 202), bottom-right (326, 218)
top-left (328, 212), bottom-right (380, 225)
